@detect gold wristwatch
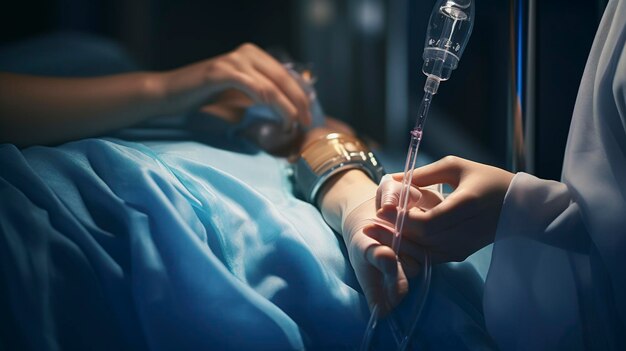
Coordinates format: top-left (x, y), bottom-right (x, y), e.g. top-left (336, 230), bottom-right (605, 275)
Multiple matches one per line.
top-left (293, 133), bottom-right (385, 203)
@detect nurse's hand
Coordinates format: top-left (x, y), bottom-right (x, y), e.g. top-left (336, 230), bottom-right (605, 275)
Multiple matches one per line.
top-left (161, 43), bottom-right (312, 129)
top-left (366, 175), bottom-right (443, 278)
top-left (342, 197), bottom-right (408, 315)
top-left (375, 174), bottom-right (443, 213)
top-left (377, 156), bottom-right (514, 263)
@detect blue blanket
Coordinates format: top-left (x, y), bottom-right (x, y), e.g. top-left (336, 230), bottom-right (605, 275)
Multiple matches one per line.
top-left (0, 137), bottom-right (493, 350)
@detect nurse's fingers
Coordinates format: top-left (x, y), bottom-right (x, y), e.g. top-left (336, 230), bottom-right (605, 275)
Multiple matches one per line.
top-left (376, 174), bottom-right (422, 211)
top-left (373, 182), bottom-right (473, 248)
top-left (419, 187), bottom-right (445, 209)
top-left (400, 190), bottom-right (478, 245)
top-left (399, 197), bottom-right (502, 265)
top-left (407, 212), bottom-right (496, 264)
top-left (390, 155), bottom-right (466, 188)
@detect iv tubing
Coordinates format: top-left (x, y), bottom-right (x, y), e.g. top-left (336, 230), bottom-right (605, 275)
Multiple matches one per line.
top-left (360, 81), bottom-right (438, 351)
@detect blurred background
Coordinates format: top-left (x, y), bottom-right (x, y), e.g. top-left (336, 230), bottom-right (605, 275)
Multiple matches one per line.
top-left (0, 0), bottom-right (609, 179)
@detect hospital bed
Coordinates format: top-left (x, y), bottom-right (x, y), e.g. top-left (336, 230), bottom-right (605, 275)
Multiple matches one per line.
top-left (0, 33), bottom-right (494, 350)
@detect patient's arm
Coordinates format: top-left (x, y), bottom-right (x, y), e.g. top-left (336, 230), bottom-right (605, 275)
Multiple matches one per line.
top-left (0, 43), bottom-right (310, 147)
top-left (316, 169), bottom-right (408, 315)
top-left (298, 126), bottom-right (407, 314)
top-left (0, 72), bottom-right (166, 146)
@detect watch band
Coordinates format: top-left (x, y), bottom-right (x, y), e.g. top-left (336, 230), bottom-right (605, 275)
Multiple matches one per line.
top-left (293, 132), bottom-right (385, 203)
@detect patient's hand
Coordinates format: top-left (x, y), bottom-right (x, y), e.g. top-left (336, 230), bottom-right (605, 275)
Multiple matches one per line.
top-left (343, 197), bottom-right (408, 316)
top-left (317, 169), bottom-right (408, 315)
top-left (198, 88), bottom-right (255, 124)
top-left (368, 176), bottom-right (444, 278)
top-left (165, 43), bottom-right (311, 127)
top-left (0, 43), bottom-right (311, 147)
top-left (195, 95), bottom-right (355, 156)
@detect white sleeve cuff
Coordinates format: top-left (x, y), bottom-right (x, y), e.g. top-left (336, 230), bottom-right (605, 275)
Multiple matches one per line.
top-left (495, 172), bottom-right (573, 242)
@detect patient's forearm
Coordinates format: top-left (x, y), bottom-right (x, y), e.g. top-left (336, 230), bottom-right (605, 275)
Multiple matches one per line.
top-left (317, 170), bottom-right (378, 235)
top-left (0, 72), bottom-right (168, 146)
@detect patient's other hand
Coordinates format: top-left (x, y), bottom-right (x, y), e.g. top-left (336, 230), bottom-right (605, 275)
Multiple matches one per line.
top-left (163, 43), bottom-right (311, 128)
top-left (193, 87), bottom-right (355, 156)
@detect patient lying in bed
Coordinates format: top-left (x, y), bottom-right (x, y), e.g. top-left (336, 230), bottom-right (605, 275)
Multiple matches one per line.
top-left (0, 34), bottom-right (492, 350)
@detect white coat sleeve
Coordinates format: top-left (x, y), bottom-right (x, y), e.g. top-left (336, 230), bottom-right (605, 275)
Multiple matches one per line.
top-left (483, 0), bottom-right (626, 348)
top-left (483, 173), bottom-right (595, 351)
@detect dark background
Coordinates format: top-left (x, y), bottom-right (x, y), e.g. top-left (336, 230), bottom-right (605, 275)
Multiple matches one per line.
top-left (0, 0), bottom-right (608, 179)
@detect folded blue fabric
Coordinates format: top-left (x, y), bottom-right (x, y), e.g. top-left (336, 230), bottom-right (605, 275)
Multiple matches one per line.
top-left (0, 138), bottom-right (493, 350)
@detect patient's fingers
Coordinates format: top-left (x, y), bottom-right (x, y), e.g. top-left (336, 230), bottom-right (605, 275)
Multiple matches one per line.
top-left (398, 255), bottom-right (424, 278)
top-left (202, 43), bottom-right (312, 130)
top-left (364, 244), bottom-right (408, 314)
top-left (350, 227), bottom-right (408, 315)
top-left (364, 225), bottom-right (425, 278)
top-left (229, 68), bottom-right (299, 131)
top-left (365, 243), bottom-right (397, 277)
top-left (364, 225), bottom-right (422, 260)
top-left (244, 45), bottom-right (312, 126)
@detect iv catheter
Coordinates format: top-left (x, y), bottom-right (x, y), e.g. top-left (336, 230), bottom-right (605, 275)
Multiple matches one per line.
top-left (360, 1), bottom-right (474, 350)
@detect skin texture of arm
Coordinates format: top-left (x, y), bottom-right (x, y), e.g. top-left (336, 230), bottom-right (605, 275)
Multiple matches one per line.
top-left (0, 72), bottom-right (166, 146)
top-left (0, 43), bottom-right (311, 147)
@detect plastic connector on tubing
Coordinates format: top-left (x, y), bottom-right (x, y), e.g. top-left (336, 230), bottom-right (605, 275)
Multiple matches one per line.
top-left (424, 76), bottom-right (441, 95)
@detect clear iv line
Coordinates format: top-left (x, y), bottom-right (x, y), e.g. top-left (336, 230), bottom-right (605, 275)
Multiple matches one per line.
top-left (359, 0), bottom-right (474, 348)
top-left (393, 90), bottom-right (432, 253)
top-left (360, 85), bottom-right (437, 351)
top-left (391, 89), bottom-right (435, 351)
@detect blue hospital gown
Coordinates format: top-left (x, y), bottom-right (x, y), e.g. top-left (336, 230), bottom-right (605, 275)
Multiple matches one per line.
top-left (0, 136), bottom-right (491, 350)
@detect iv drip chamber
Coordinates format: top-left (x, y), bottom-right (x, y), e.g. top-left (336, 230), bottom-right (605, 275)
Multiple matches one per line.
top-left (422, 0), bottom-right (475, 83)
